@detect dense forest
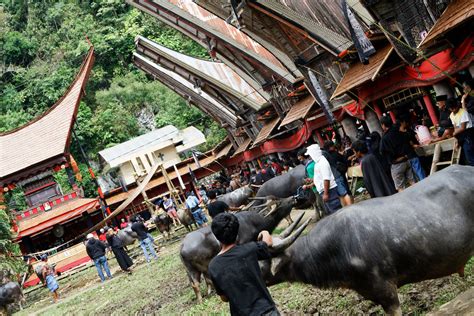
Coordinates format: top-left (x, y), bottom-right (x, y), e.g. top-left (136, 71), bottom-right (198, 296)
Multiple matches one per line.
top-left (0, 1), bottom-right (226, 272)
top-left (1, 1), bottom-right (226, 151)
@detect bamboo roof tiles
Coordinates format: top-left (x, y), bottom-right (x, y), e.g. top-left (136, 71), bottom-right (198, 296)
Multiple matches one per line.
top-left (233, 138), bottom-right (252, 156)
top-left (252, 0), bottom-right (352, 55)
top-left (135, 36), bottom-right (268, 111)
top-left (419, 0), bottom-right (474, 48)
top-left (331, 44), bottom-right (394, 100)
top-left (279, 95), bottom-right (316, 127)
top-left (195, 0), bottom-right (353, 57)
top-left (127, 0), bottom-right (298, 85)
top-left (0, 48), bottom-right (95, 184)
top-left (252, 117), bottom-right (280, 147)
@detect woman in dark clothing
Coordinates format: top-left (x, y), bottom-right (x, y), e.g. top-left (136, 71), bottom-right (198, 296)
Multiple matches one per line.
top-left (106, 228), bottom-right (133, 274)
top-left (369, 131), bottom-right (392, 180)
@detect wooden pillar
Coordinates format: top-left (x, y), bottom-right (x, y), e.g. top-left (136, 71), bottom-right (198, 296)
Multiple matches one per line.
top-left (433, 81), bottom-right (454, 98)
top-left (389, 111), bottom-right (397, 123)
top-left (365, 110), bottom-right (383, 135)
top-left (373, 103), bottom-right (383, 118)
top-left (135, 175), bottom-right (155, 215)
top-left (340, 117), bottom-right (358, 142)
top-left (423, 92), bottom-right (439, 126)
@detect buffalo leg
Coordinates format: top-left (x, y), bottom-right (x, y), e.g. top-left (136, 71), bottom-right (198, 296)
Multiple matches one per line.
top-left (357, 280), bottom-right (401, 316)
top-left (186, 269), bottom-right (203, 303)
top-left (192, 281), bottom-right (203, 303)
top-left (204, 274), bottom-right (213, 296)
top-left (285, 215), bottom-right (293, 225)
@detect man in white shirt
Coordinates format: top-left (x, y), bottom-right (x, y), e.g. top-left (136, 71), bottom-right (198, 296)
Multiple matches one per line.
top-left (305, 144), bottom-right (342, 214)
top-left (448, 98), bottom-right (474, 166)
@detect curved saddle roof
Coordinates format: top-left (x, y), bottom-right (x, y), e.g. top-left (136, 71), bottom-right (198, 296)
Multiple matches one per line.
top-left (135, 36), bottom-right (268, 111)
top-left (0, 48), bottom-right (95, 184)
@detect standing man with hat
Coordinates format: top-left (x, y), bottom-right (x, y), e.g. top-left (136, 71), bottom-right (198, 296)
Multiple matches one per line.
top-left (85, 233), bottom-right (113, 282)
top-left (430, 95), bottom-right (454, 142)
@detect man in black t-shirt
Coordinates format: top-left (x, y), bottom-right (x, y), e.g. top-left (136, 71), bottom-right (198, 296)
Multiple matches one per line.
top-left (209, 213), bottom-right (278, 316)
top-left (461, 81), bottom-right (474, 115)
top-left (434, 95), bottom-right (454, 139)
top-left (207, 190), bottom-right (230, 218)
top-left (380, 116), bottom-right (415, 191)
top-left (207, 190), bottom-right (243, 218)
top-left (131, 216), bottom-right (158, 262)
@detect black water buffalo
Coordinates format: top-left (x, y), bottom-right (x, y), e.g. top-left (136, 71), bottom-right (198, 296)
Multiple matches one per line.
top-left (0, 282), bottom-right (23, 313)
top-left (260, 165), bottom-right (474, 315)
top-left (116, 226), bottom-right (139, 246)
top-left (153, 213), bottom-right (173, 240)
top-left (180, 196), bottom-right (297, 302)
top-left (254, 165), bottom-right (321, 219)
top-left (177, 208), bottom-right (196, 232)
top-left (216, 185), bottom-right (254, 208)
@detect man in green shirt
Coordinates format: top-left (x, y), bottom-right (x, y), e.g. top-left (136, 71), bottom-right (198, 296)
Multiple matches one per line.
top-left (298, 149), bottom-right (316, 193)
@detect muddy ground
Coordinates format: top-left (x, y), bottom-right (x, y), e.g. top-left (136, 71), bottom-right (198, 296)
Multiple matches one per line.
top-left (14, 212), bottom-right (474, 315)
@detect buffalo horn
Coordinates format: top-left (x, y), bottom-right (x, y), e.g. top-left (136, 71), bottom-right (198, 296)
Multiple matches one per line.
top-left (279, 212), bottom-right (305, 238)
top-left (240, 200), bottom-right (257, 211)
top-left (263, 200), bottom-right (279, 217)
top-left (269, 218), bottom-right (311, 253)
top-left (249, 196), bottom-right (268, 201)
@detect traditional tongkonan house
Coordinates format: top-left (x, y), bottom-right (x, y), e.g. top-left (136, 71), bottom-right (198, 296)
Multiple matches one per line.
top-left (331, 0), bottom-right (473, 141)
top-left (194, 0), bottom-right (376, 141)
top-left (130, 1), bottom-right (368, 162)
top-left (0, 46), bottom-right (103, 286)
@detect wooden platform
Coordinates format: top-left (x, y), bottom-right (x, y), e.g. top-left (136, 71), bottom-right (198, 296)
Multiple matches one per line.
top-left (24, 242), bottom-right (90, 287)
top-left (415, 138), bottom-right (456, 157)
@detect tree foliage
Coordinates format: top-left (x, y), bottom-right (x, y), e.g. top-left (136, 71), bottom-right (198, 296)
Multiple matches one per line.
top-left (0, 207), bottom-right (26, 275)
top-left (0, 0), bottom-right (221, 157)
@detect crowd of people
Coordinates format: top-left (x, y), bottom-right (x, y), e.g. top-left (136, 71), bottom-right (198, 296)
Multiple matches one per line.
top-left (82, 214), bottom-right (160, 285)
top-left (38, 85), bottom-right (473, 309)
top-left (203, 84), bottom-right (474, 315)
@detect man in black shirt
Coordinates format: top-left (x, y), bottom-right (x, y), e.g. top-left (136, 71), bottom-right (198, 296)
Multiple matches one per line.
top-left (380, 116), bottom-right (415, 192)
top-left (207, 190), bottom-right (230, 218)
top-left (131, 216), bottom-right (158, 262)
top-left (432, 95), bottom-right (454, 140)
top-left (323, 141), bottom-right (352, 206)
top-left (398, 115), bottom-right (426, 181)
top-left (208, 213), bottom-right (279, 316)
top-left (86, 233), bottom-right (113, 282)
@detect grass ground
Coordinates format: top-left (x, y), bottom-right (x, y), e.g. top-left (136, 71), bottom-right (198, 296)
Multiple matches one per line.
top-left (15, 216), bottom-right (474, 315)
